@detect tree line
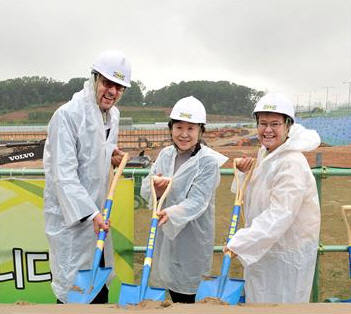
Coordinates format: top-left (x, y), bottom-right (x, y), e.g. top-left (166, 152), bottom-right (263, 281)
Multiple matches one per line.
top-left (0, 76), bottom-right (264, 117)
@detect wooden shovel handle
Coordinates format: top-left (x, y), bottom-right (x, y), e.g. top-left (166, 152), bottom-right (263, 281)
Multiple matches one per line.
top-left (150, 176), bottom-right (173, 214)
top-left (156, 178), bottom-right (172, 212)
top-left (341, 205), bottom-right (351, 245)
top-left (233, 158), bottom-right (256, 204)
top-left (107, 153), bottom-right (129, 200)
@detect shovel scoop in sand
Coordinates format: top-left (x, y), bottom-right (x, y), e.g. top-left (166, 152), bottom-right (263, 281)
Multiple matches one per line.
top-left (196, 158), bottom-right (255, 305)
top-left (66, 153), bottom-right (128, 304)
top-left (118, 176), bottom-right (172, 306)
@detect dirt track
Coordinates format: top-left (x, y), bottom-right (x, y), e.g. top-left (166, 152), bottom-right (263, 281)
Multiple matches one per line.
top-left (1, 143), bottom-right (351, 170)
top-left (131, 144), bottom-right (351, 169)
top-left (1, 123), bottom-right (350, 169)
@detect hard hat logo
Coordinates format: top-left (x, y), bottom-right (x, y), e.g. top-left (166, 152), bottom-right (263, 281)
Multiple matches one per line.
top-left (170, 96), bottom-right (207, 124)
top-left (113, 71), bottom-right (125, 81)
top-left (92, 50), bottom-right (131, 87)
top-left (179, 112), bottom-right (192, 119)
top-left (252, 93), bottom-right (295, 122)
top-left (262, 104), bottom-right (277, 111)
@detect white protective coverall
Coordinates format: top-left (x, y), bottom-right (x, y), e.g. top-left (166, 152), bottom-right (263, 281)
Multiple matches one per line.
top-left (43, 77), bottom-right (119, 302)
top-left (227, 123), bottom-right (321, 303)
top-left (140, 144), bottom-right (228, 294)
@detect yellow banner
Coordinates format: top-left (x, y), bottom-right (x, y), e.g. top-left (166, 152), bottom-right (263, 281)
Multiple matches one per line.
top-left (0, 178), bottom-right (134, 303)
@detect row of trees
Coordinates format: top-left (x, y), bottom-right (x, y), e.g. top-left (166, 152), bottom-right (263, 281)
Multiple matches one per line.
top-left (144, 80), bottom-right (264, 116)
top-left (0, 76), bottom-right (145, 112)
top-left (0, 76), bottom-right (264, 116)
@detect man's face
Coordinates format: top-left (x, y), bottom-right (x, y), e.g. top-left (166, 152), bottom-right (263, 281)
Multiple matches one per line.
top-left (96, 74), bottom-right (125, 111)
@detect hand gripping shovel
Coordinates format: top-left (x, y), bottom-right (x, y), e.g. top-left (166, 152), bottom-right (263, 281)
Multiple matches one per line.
top-left (118, 176), bottom-right (172, 306)
top-left (67, 153), bottom-right (129, 304)
top-left (196, 158), bottom-right (255, 305)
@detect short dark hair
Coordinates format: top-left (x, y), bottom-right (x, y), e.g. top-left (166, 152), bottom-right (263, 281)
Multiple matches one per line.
top-left (168, 119), bottom-right (206, 133)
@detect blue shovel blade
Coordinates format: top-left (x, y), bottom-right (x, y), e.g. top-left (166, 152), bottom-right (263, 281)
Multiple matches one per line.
top-left (195, 276), bottom-right (245, 305)
top-left (67, 267), bottom-right (112, 304)
top-left (118, 283), bottom-right (166, 306)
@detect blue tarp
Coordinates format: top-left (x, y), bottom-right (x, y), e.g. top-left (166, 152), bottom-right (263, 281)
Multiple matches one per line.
top-left (296, 117), bottom-right (351, 146)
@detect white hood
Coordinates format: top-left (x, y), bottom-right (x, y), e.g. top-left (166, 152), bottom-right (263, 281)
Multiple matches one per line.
top-left (285, 123), bottom-right (321, 152)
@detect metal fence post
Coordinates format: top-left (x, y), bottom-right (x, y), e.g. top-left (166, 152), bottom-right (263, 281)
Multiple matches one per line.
top-left (312, 152), bottom-right (323, 302)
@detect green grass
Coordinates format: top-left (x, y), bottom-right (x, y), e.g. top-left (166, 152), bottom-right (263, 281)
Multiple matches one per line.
top-left (297, 108), bottom-right (351, 118)
top-left (1, 105), bottom-right (246, 125)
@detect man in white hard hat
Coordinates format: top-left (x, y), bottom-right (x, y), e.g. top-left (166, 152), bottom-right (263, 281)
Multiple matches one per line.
top-left (224, 92), bottom-right (321, 303)
top-left (44, 50), bottom-right (131, 303)
top-left (140, 96), bottom-right (228, 303)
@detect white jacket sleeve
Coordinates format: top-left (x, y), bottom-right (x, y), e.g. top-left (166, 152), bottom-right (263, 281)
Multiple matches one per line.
top-left (140, 160), bottom-right (159, 210)
top-left (47, 110), bottom-right (100, 225)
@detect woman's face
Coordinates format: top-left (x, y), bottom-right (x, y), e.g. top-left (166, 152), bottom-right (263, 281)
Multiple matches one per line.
top-left (171, 121), bottom-right (201, 152)
top-left (95, 74), bottom-right (125, 111)
top-left (257, 112), bottom-right (289, 152)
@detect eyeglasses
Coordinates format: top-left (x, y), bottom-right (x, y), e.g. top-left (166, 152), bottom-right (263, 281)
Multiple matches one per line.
top-left (257, 122), bottom-right (283, 130)
top-left (99, 75), bottom-right (125, 92)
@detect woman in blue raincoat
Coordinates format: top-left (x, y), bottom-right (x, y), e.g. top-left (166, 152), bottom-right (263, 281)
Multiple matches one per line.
top-left (224, 93), bottom-right (321, 303)
top-left (141, 96), bottom-right (228, 303)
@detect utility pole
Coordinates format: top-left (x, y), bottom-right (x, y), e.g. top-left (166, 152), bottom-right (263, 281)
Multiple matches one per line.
top-left (342, 80), bottom-right (351, 108)
top-left (333, 94), bottom-right (341, 109)
top-left (321, 86), bottom-right (333, 111)
top-left (294, 94), bottom-right (303, 114)
top-left (307, 90), bottom-right (315, 113)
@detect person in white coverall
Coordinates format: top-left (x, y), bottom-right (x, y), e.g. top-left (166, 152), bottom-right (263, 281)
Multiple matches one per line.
top-left (140, 96), bottom-right (228, 303)
top-left (43, 50), bottom-right (131, 303)
top-left (224, 93), bottom-right (321, 303)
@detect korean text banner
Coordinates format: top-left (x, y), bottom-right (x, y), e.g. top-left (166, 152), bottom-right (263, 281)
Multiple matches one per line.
top-left (0, 178), bottom-right (134, 303)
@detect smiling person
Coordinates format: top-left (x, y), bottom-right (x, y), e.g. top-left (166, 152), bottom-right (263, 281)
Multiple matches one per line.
top-left (43, 50), bottom-right (131, 303)
top-left (223, 92), bottom-right (321, 303)
top-left (140, 96), bottom-right (228, 303)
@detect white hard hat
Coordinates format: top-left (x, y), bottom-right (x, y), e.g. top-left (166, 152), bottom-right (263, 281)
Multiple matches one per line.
top-left (92, 50), bottom-right (131, 87)
top-left (170, 96), bottom-right (206, 124)
top-left (253, 92), bottom-right (295, 122)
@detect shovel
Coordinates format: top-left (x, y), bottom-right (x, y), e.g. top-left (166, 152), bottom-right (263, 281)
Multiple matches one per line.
top-left (196, 158), bottom-right (255, 305)
top-left (118, 176), bottom-right (172, 306)
top-left (66, 153), bottom-right (129, 304)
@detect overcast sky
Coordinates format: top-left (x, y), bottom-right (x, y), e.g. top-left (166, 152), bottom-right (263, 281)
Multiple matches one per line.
top-left (1, 0), bottom-right (350, 108)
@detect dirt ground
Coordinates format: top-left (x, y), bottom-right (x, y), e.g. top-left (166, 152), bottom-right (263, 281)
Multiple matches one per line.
top-left (139, 144), bottom-right (351, 169)
top-left (1, 301), bottom-right (351, 314)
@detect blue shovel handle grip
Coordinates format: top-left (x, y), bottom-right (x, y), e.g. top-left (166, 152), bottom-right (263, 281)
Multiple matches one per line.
top-left (102, 199), bottom-right (113, 222)
top-left (139, 216), bottom-right (159, 299)
top-left (98, 198), bottom-right (113, 239)
top-left (91, 198), bottom-right (113, 270)
top-left (226, 204), bottom-right (241, 243)
top-left (348, 246), bottom-right (351, 278)
top-left (145, 217), bottom-right (159, 259)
